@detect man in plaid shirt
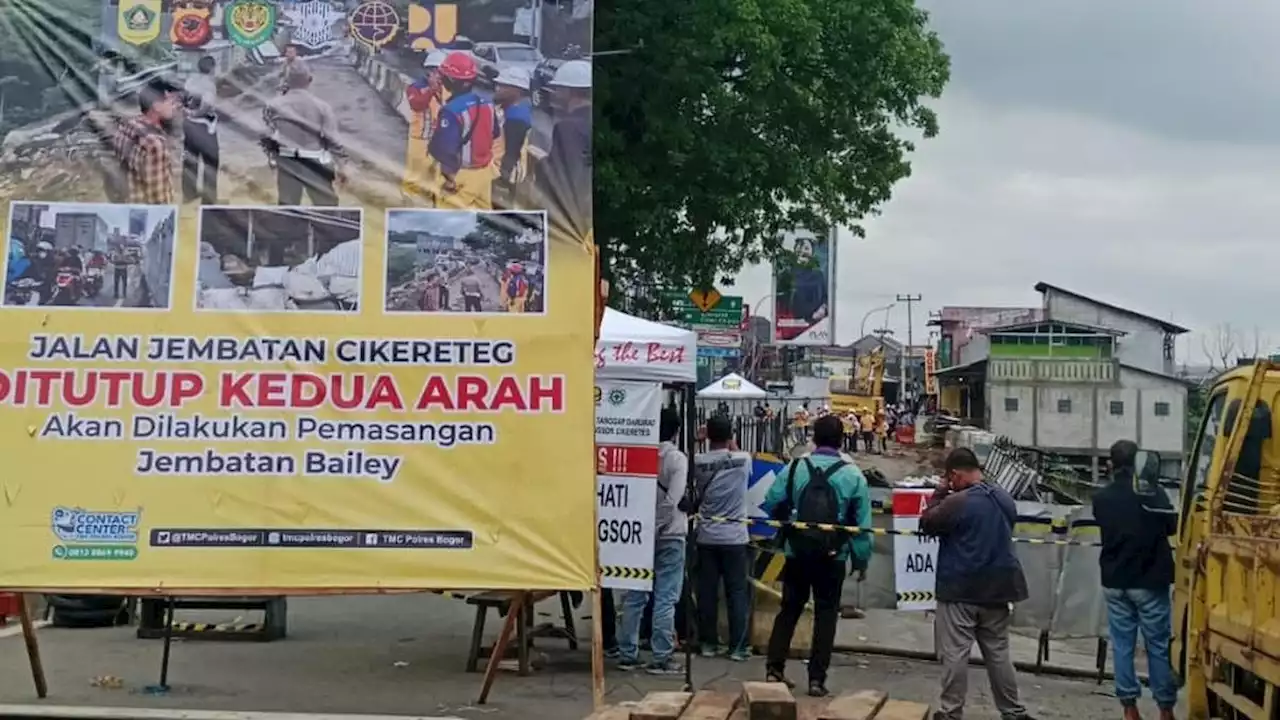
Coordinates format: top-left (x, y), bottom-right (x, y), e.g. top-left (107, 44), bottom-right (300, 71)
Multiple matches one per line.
top-left (113, 82), bottom-right (180, 205)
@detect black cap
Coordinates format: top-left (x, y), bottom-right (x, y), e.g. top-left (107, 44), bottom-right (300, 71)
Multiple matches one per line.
top-left (944, 447), bottom-right (980, 472)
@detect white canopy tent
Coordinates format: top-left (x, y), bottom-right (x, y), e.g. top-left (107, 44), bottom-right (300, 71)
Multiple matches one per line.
top-left (697, 372), bottom-right (767, 399)
top-left (596, 308), bottom-right (697, 384)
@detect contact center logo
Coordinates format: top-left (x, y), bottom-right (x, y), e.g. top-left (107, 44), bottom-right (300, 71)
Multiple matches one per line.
top-left (51, 506), bottom-right (141, 544)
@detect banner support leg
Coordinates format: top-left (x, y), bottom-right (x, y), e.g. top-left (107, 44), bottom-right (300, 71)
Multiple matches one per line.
top-left (154, 597), bottom-right (176, 692)
top-left (591, 584), bottom-right (605, 709)
top-left (19, 594), bottom-right (47, 698)
top-left (477, 591), bottom-right (524, 705)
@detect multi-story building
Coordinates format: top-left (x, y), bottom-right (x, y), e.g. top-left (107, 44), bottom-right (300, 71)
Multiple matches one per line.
top-left (933, 283), bottom-right (1191, 479)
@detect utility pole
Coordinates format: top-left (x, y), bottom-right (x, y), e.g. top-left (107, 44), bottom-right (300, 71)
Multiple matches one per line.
top-left (896, 293), bottom-right (922, 402)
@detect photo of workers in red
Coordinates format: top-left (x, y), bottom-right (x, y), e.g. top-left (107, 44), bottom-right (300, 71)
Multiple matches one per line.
top-left (0, 0), bottom-right (590, 240)
top-left (384, 209), bottom-right (546, 315)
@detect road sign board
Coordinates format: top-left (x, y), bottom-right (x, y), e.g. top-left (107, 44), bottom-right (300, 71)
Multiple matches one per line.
top-left (689, 288), bottom-right (722, 312)
top-left (662, 291), bottom-right (743, 328)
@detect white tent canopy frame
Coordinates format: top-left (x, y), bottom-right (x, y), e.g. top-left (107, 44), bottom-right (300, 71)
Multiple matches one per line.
top-left (697, 372), bottom-right (767, 399)
top-left (595, 308), bottom-right (697, 384)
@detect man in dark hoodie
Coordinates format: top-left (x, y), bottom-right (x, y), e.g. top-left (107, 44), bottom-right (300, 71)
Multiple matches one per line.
top-left (1092, 440), bottom-right (1178, 720)
top-left (920, 448), bottom-right (1034, 720)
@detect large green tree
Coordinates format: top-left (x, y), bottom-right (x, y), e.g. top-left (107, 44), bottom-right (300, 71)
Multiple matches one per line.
top-left (594, 0), bottom-right (949, 295)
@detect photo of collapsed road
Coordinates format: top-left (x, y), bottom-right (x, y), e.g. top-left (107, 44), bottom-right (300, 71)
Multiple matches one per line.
top-left (195, 206), bottom-right (361, 312)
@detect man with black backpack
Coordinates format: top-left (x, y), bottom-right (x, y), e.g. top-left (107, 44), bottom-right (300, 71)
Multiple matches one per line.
top-left (762, 414), bottom-right (873, 697)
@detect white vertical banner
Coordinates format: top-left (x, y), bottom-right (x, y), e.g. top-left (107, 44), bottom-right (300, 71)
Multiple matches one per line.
top-left (595, 380), bottom-right (661, 590)
top-left (892, 489), bottom-right (937, 610)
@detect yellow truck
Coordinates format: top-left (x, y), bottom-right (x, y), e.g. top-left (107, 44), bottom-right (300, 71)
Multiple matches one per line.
top-left (1174, 360), bottom-right (1280, 719)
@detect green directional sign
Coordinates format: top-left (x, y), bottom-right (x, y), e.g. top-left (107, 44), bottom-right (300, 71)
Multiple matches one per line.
top-left (662, 290), bottom-right (743, 328)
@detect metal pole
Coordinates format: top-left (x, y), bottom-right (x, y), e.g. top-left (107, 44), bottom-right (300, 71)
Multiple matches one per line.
top-left (681, 384), bottom-right (696, 693)
top-left (157, 597), bottom-right (175, 691)
top-left (896, 294), bottom-right (921, 403)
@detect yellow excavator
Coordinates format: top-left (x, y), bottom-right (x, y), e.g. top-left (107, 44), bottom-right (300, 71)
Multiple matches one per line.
top-left (828, 345), bottom-right (886, 415)
top-left (1174, 359), bottom-right (1280, 719)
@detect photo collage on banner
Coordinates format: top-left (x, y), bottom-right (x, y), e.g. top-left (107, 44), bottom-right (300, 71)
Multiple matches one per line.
top-left (0, 0), bottom-right (596, 591)
top-left (772, 229), bottom-right (833, 345)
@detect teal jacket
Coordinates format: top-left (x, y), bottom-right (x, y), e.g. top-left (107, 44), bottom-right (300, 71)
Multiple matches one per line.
top-left (762, 451), bottom-right (873, 566)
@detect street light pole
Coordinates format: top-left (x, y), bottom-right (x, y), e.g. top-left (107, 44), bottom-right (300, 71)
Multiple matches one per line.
top-left (860, 303), bottom-right (895, 339)
top-left (857, 302), bottom-right (895, 383)
top-left (744, 293), bottom-right (773, 382)
top-left (895, 293), bottom-right (922, 402)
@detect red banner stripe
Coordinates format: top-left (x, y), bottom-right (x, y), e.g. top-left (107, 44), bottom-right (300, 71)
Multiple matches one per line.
top-left (891, 489), bottom-right (934, 517)
top-left (595, 445), bottom-right (659, 476)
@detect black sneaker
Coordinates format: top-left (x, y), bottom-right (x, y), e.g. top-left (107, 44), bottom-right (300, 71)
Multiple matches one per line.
top-left (615, 657), bottom-right (642, 671)
top-left (807, 681), bottom-right (830, 698)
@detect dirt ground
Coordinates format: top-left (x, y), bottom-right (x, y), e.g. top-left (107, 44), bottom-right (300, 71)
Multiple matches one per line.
top-left (0, 594), bottom-right (1178, 719)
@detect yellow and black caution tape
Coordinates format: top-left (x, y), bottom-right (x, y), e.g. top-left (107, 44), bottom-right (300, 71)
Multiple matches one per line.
top-left (706, 515), bottom-right (1103, 547)
top-left (601, 565), bottom-right (655, 581)
top-left (895, 590), bottom-right (935, 604)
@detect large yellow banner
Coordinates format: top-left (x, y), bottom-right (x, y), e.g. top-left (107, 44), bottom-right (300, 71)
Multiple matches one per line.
top-left (0, 0), bottom-right (596, 591)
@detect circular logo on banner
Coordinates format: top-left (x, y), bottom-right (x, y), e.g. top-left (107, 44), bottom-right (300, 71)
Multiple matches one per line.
top-left (608, 388), bottom-right (627, 406)
top-left (349, 0), bottom-right (400, 49)
top-left (593, 386), bottom-right (603, 405)
top-left (172, 5), bottom-right (213, 47)
top-left (225, 0), bottom-right (277, 48)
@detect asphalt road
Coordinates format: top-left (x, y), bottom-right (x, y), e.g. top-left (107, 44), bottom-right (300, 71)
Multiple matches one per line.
top-left (212, 54), bottom-right (410, 206)
top-left (446, 265), bottom-right (503, 312)
top-left (0, 595), bottom-right (1178, 719)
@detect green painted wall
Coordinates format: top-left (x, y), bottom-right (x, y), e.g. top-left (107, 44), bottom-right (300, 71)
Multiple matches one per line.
top-left (989, 343), bottom-right (1102, 358)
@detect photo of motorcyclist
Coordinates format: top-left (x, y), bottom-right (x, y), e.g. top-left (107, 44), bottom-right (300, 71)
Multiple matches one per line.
top-left (3, 202), bottom-right (177, 309)
top-left (9, 240), bottom-right (56, 306)
top-left (84, 249), bottom-right (107, 298)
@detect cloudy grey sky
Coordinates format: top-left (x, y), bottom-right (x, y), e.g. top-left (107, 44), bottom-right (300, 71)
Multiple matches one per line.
top-left (388, 210), bottom-right (477, 237)
top-left (732, 0), bottom-right (1280, 365)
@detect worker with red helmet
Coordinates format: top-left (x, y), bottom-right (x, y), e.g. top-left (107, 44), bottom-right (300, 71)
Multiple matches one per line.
top-left (403, 49), bottom-right (447, 202)
top-left (427, 51), bottom-right (499, 209)
top-left (499, 260), bottom-right (530, 313)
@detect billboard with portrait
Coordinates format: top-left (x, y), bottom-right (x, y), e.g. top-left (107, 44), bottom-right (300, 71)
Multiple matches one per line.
top-left (0, 0), bottom-right (595, 591)
top-left (772, 230), bottom-right (833, 345)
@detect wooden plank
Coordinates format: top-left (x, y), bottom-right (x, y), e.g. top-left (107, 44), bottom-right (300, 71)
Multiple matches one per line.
top-left (870, 700), bottom-right (931, 720)
top-left (681, 692), bottom-right (740, 720)
top-left (741, 682), bottom-right (796, 720)
top-left (794, 697), bottom-right (827, 720)
top-left (819, 691), bottom-right (887, 720)
top-left (630, 691), bottom-right (693, 720)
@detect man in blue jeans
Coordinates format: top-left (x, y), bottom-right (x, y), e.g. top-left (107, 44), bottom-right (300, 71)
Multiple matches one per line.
top-left (617, 408), bottom-right (688, 675)
top-left (1092, 439), bottom-right (1178, 720)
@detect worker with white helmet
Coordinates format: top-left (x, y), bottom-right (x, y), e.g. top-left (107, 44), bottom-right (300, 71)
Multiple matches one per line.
top-left (491, 65), bottom-right (533, 207)
top-left (402, 49), bottom-right (449, 201)
top-left (537, 59), bottom-right (592, 237)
